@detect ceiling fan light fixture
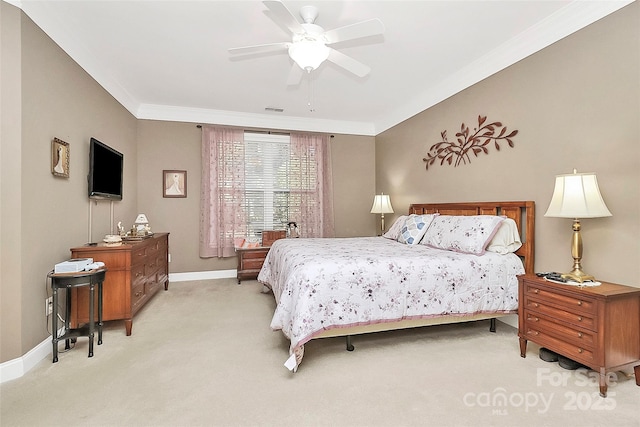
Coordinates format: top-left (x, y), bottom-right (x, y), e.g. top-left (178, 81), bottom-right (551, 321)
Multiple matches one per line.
top-left (288, 40), bottom-right (330, 71)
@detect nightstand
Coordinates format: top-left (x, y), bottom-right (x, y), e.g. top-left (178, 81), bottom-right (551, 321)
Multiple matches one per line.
top-left (236, 246), bottom-right (271, 284)
top-left (518, 274), bottom-right (640, 397)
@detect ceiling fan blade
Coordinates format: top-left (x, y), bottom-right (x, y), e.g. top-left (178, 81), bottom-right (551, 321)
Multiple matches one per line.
top-left (286, 64), bottom-right (305, 86)
top-left (327, 48), bottom-right (371, 77)
top-left (263, 0), bottom-right (304, 35)
top-left (323, 18), bottom-right (385, 44)
top-left (228, 42), bottom-right (289, 55)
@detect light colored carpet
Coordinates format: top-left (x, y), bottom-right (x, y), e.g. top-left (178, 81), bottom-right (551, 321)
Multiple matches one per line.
top-left (1, 279), bottom-right (639, 427)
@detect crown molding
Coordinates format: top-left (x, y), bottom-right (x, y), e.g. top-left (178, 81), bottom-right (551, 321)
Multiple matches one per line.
top-left (136, 104), bottom-right (376, 136)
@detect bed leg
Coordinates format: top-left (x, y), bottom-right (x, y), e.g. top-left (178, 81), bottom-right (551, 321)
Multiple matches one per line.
top-left (346, 335), bottom-right (355, 351)
top-left (490, 318), bottom-right (496, 333)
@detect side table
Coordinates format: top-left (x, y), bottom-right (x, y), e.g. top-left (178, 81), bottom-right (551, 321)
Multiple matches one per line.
top-left (518, 274), bottom-right (640, 397)
top-left (236, 246), bottom-right (270, 284)
top-left (48, 268), bottom-right (107, 363)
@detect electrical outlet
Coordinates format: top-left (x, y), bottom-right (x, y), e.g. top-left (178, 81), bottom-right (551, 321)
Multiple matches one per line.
top-left (46, 296), bottom-right (53, 316)
top-left (168, 254), bottom-right (171, 263)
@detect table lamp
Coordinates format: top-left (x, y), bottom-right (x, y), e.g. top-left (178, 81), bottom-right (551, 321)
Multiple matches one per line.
top-left (544, 169), bottom-right (612, 282)
top-left (370, 193), bottom-right (394, 235)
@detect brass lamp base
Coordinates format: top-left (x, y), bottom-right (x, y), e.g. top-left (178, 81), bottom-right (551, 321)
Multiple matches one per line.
top-left (562, 219), bottom-right (596, 283)
top-left (561, 269), bottom-right (595, 283)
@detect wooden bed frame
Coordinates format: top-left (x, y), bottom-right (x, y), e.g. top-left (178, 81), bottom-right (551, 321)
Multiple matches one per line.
top-left (311, 200), bottom-right (535, 348)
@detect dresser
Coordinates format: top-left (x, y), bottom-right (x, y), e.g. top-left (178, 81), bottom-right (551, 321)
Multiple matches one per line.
top-left (518, 274), bottom-right (640, 397)
top-left (70, 233), bottom-right (169, 336)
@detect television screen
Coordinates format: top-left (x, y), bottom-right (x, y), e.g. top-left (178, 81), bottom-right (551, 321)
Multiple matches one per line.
top-left (88, 137), bottom-right (123, 200)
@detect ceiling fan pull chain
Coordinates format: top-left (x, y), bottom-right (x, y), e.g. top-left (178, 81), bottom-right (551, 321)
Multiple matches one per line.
top-left (308, 72), bottom-right (315, 112)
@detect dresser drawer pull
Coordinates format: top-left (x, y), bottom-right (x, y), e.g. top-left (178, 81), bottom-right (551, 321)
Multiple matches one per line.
top-left (577, 348), bottom-right (583, 354)
top-left (577, 316), bottom-right (583, 322)
top-left (577, 300), bottom-right (583, 306)
top-left (532, 288), bottom-right (539, 294)
top-left (532, 303), bottom-right (539, 308)
top-left (135, 291), bottom-right (143, 297)
top-left (577, 332), bottom-right (583, 338)
top-left (527, 316), bottom-right (539, 322)
top-left (136, 272), bottom-right (143, 277)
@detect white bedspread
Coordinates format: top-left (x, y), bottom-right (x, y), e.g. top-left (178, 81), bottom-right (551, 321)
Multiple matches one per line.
top-left (258, 237), bottom-right (524, 369)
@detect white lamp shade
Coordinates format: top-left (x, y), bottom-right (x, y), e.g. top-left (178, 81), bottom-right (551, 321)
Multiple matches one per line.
top-left (288, 41), bottom-right (330, 71)
top-left (370, 194), bottom-right (394, 214)
top-left (544, 171), bottom-right (612, 218)
top-left (134, 213), bottom-right (149, 224)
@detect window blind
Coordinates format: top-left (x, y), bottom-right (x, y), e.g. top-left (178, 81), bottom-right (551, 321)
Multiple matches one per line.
top-left (243, 132), bottom-right (291, 237)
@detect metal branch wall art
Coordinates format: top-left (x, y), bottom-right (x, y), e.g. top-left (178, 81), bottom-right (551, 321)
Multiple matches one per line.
top-left (423, 115), bottom-right (518, 170)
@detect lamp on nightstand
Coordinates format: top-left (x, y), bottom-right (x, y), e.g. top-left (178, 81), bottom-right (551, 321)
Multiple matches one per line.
top-left (544, 169), bottom-right (612, 283)
top-left (370, 193), bottom-right (394, 235)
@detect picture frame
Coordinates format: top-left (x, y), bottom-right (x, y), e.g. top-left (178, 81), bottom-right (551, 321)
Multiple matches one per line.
top-left (163, 170), bottom-right (187, 198)
top-left (51, 137), bottom-right (70, 178)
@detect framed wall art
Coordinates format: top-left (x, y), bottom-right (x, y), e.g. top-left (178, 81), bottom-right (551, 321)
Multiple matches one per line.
top-left (163, 170), bottom-right (187, 198)
top-left (51, 137), bottom-right (70, 178)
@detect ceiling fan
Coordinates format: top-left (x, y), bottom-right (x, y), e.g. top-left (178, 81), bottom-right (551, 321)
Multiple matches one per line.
top-left (228, 0), bottom-right (385, 86)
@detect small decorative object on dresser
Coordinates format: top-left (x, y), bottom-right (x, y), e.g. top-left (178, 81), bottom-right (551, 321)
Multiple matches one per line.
top-left (518, 274), bottom-right (640, 397)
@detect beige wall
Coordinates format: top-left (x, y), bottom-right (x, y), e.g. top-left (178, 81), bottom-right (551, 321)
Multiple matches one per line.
top-left (1, 4), bottom-right (138, 362)
top-left (376, 2), bottom-right (639, 286)
top-left (136, 120), bottom-right (376, 273)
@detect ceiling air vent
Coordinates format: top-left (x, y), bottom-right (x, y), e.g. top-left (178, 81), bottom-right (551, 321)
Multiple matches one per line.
top-left (265, 107), bottom-right (284, 113)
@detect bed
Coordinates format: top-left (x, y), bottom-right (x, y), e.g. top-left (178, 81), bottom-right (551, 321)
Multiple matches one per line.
top-left (258, 201), bottom-right (535, 371)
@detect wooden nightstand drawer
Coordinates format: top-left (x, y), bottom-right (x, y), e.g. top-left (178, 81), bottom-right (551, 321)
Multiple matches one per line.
top-left (525, 326), bottom-right (596, 365)
top-left (524, 311), bottom-right (596, 348)
top-left (524, 283), bottom-right (596, 313)
top-left (242, 257), bottom-right (266, 270)
top-left (525, 296), bottom-right (597, 331)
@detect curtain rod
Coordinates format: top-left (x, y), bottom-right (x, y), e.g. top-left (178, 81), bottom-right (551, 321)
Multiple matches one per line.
top-left (195, 124), bottom-right (334, 138)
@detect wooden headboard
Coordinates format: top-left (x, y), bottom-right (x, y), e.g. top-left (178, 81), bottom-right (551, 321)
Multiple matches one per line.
top-left (408, 201), bottom-right (535, 274)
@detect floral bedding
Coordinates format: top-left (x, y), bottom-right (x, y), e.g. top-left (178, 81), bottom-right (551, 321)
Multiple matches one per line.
top-left (257, 236), bottom-right (524, 371)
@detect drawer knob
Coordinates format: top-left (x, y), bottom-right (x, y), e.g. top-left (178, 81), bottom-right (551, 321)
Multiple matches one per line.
top-left (533, 289), bottom-right (539, 294)
top-left (577, 301), bottom-right (583, 306)
top-left (577, 316), bottom-right (583, 321)
top-left (578, 348), bottom-right (583, 353)
top-left (533, 303), bottom-right (539, 308)
top-left (527, 317), bottom-right (539, 322)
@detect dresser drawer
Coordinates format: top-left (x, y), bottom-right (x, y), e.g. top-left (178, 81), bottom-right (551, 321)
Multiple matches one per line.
top-left (524, 310), bottom-right (595, 348)
top-left (131, 263), bottom-right (146, 287)
top-left (131, 281), bottom-right (145, 310)
top-left (524, 325), bottom-right (595, 365)
top-left (524, 283), bottom-right (596, 314)
top-left (525, 296), bottom-right (597, 331)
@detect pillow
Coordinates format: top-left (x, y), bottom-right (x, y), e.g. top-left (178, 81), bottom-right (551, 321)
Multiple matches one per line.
top-left (382, 215), bottom-right (409, 240)
top-left (485, 218), bottom-right (522, 254)
top-left (421, 215), bottom-right (505, 255)
top-left (397, 214), bottom-right (438, 245)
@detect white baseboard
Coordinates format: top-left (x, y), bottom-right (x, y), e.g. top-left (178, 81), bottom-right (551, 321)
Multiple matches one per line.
top-left (496, 314), bottom-right (518, 329)
top-left (168, 269), bottom-right (236, 282)
top-left (0, 332), bottom-right (56, 384)
top-left (1, 269), bottom-right (238, 383)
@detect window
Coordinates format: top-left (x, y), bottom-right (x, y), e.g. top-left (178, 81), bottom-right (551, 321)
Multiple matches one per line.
top-left (243, 132), bottom-right (292, 236)
top-left (200, 126), bottom-right (334, 258)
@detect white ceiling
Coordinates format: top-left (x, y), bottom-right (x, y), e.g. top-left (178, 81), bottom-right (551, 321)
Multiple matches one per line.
top-left (8, 0), bottom-right (632, 135)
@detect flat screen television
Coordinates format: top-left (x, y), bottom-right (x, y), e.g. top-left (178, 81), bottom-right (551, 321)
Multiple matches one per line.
top-left (88, 137), bottom-right (123, 200)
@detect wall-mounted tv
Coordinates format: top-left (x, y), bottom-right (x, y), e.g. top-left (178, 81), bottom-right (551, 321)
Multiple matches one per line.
top-left (88, 137), bottom-right (123, 200)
